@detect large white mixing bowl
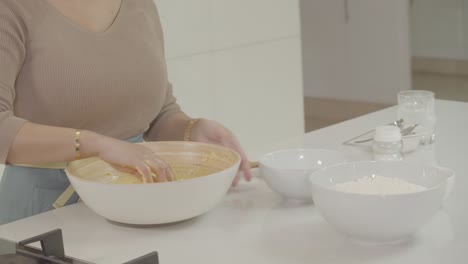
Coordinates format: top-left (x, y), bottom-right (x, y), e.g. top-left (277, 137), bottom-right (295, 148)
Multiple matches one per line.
top-left (309, 161), bottom-right (452, 244)
top-left (66, 142), bottom-right (240, 225)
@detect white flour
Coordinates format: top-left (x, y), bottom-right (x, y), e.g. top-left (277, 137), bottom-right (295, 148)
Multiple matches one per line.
top-left (333, 175), bottom-right (427, 195)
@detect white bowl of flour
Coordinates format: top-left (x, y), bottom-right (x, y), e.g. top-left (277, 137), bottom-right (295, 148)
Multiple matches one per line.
top-left (309, 161), bottom-right (453, 244)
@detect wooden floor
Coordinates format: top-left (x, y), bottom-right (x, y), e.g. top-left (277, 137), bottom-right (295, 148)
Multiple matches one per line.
top-left (304, 71), bottom-right (468, 132)
top-left (303, 97), bottom-right (388, 132)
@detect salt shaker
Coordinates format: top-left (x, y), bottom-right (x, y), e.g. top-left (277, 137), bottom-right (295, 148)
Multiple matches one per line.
top-left (372, 126), bottom-right (403, 161)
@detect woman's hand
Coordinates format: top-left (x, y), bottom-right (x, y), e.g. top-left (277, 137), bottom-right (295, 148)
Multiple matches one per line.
top-left (84, 132), bottom-right (175, 183)
top-left (189, 119), bottom-right (252, 186)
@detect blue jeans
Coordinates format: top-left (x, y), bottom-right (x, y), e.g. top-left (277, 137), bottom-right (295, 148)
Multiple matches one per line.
top-left (0, 135), bottom-right (144, 225)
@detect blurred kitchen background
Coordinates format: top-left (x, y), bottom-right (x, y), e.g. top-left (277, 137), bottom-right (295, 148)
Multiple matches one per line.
top-left (155, 0), bottom-right (304, 159)
top-left (142, 0), bottom-right (468, 156)
top-left (411, 0), bottom-right (468, 102)
top-left (304, 0), bottom-right (468, 132)
top-left (1, 0), bottom-right (465, 176)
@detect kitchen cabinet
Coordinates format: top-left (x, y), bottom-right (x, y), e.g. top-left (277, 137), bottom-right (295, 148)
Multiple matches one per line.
top-left (410, 0), bottom-right (465, 59)
top-left (155, 0), bottom-right (304, 158)
top-left (301, 0), bottom-right (411, 104)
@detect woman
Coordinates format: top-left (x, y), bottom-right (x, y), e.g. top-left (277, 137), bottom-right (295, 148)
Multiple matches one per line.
top-left (0, 0), bottom-right (252, 224)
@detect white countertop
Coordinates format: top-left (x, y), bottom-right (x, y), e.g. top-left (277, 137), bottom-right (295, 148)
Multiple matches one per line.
top-left (1, 100), bottom-right (467, 264)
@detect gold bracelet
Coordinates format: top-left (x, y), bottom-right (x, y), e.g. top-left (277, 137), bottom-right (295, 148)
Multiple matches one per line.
top-left (74, 130), bottom-right (81, 160)
top-left (184, 119), bottom-right (200, 141)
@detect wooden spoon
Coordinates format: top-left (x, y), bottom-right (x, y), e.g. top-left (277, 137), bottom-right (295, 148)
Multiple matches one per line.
top-left (249, 161), bottom-right (260, 169)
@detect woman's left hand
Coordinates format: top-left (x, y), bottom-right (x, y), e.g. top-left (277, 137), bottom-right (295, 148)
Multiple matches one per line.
top-left (190, 119), bottom-right (252, 186)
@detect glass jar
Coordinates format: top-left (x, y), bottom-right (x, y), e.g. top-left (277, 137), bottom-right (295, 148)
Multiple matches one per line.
top-left (372, 126), bottom-right (403, 161)
top-left (397, 90), bottom-right (436, 145)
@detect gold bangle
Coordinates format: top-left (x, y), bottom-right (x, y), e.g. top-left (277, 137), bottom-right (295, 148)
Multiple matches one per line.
top-left (184, 119), bottom-right (199, 141)
top-left (74, 130), bottom-right (81, 160)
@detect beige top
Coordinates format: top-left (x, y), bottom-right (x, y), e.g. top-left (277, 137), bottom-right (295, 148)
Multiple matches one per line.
top-left (0, 0), bottom-right (182, 164)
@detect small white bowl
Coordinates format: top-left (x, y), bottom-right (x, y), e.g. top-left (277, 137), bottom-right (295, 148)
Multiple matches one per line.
top-left (402, 125), bottom-right (427, 153)
top-left (259, 149), bottom-right (346, 201)
top-left (309, 161), bottom-right (452, 244)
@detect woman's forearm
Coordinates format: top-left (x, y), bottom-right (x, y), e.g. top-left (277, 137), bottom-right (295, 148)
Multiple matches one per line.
top-left (149, 112), bottom-right (192, 141)
top-left (6, 122), bottom-right (104, 165)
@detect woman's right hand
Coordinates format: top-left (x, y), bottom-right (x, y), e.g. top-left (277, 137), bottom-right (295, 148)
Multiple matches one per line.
top-left (86, 133), bottom-right (176, 183)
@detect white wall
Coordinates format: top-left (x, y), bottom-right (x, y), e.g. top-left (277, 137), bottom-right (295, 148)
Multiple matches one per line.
top-left (410, 0), bottom-right (467, 59)
top-left (155, 0), bottom-right (304, 158)
top-left (301, 0), bottom-right (411, 104)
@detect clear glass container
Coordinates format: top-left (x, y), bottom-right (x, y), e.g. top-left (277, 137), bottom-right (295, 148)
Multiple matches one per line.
top-left (372, 141), bottom-right (403, 161)
top-left (397, 90), bottom-right (436, 144)
top-left (372, 126), bottom-right (403, 161)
